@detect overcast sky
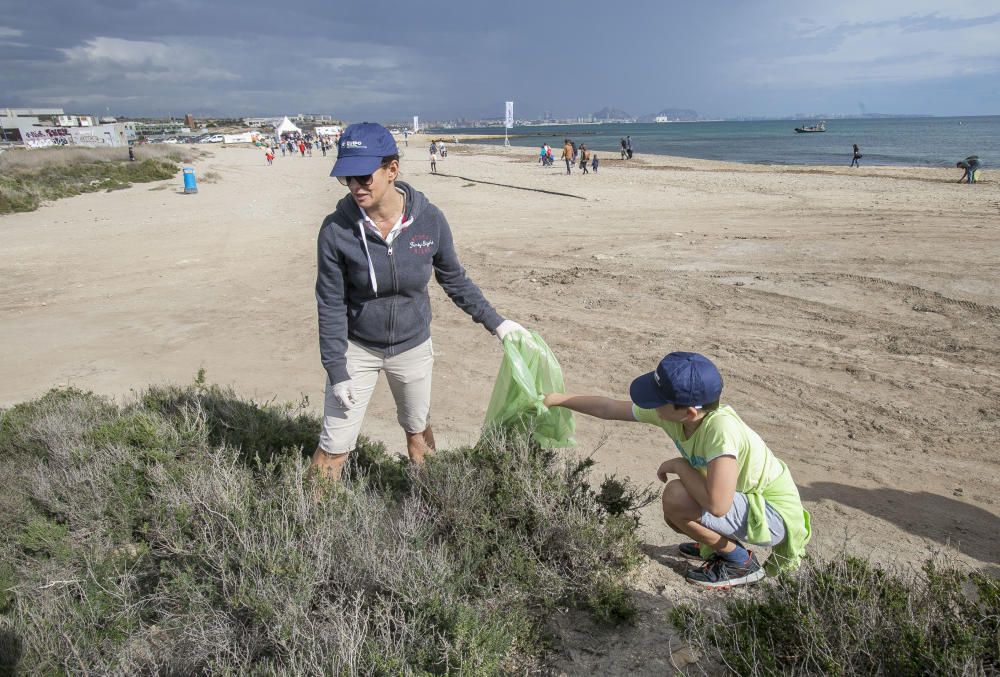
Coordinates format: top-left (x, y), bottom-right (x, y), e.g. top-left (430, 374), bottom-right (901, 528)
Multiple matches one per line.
top-left (2, 1), bottom-right (999, 121)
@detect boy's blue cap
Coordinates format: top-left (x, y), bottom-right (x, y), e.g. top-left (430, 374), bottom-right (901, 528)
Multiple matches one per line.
top-left (629, 352), bottom-right (723, 408)
top-left (330, 122), bottom-right (398, 177)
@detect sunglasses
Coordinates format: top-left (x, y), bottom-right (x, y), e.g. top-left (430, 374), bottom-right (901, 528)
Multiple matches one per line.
top-left (336, 163), bottom-right (390, 187)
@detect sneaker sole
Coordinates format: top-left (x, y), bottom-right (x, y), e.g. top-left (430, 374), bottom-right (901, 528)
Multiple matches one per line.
top-left (685, 567), bottom-right (765, 590)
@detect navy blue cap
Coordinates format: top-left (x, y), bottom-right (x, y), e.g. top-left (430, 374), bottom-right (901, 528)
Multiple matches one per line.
top-left (330, 122), bottom-right (398, 177)
top-left (629, 352), bottom-right (723, 408)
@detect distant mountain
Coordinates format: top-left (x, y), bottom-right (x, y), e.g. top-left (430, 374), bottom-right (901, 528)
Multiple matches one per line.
top-left (591, 107), bottom-right (633, 121)
top-left (639, 108), bottom-right (700, 122)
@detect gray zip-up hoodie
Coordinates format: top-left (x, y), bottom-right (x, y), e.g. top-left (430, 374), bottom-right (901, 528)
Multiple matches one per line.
top-left (316, 181), bottom-right (504, 385)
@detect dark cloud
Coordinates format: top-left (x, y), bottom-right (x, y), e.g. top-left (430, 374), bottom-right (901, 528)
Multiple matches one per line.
top-left (1, 2), bottom-right (998, 119)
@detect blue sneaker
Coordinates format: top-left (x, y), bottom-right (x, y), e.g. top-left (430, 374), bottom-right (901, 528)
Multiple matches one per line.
top-left (685, 551), bottom-right (765, 590)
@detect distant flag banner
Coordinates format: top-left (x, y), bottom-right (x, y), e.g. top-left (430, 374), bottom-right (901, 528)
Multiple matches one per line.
top-left (413, 115), bottom-right (419, 132)
top-left (505, 101), bottom-right (514, 129)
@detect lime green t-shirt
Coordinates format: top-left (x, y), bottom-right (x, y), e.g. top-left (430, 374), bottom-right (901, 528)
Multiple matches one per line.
top-left (633, 404), bottom-right (784, 493)
top-left (633, 404), bottom-right (812, 573)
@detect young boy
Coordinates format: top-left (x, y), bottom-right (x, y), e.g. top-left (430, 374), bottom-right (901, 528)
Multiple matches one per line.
top-left (544, 352), bottom-right (811, 589)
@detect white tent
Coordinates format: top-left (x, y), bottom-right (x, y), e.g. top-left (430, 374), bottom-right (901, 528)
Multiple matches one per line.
top-left (273, 116), bottom-right (301, 136)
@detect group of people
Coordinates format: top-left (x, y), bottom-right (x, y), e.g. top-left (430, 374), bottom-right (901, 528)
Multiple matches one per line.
top-left (428, 139), bottom-right (447, 173)
top-left (555, 139), bottom-right (599, 174)
top-left (620, 135), bottom-right (633, 160)
top-left (311, 121), bottom-right (812, 590)
top-left (262, 131), bottom-right (340, 165)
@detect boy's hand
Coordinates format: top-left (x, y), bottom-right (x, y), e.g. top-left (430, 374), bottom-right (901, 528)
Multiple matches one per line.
top-left (657, 458), bottom-right (682, 483)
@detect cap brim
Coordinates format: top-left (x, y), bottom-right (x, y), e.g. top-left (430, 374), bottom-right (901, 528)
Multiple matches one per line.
top-left (330, 155), bottom-right (383, 178)
top-left (629, 372), bottom-right (671, 409)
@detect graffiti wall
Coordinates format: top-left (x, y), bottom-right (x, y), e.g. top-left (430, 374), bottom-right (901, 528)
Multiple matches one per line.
top-left (20, 126), bottom-right (72, 148)
top-left (18, 124), bottom-right (127, 149)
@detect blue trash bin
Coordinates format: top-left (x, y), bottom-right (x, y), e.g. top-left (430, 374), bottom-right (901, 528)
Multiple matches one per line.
top-left (183, 167), bottom-right (198, 194)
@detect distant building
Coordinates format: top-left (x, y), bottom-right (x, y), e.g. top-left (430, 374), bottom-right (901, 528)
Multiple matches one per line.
top-left (56, 114), bottom-right (98, 127)
top-left (2, 107), bottom-right (65, 135)
top-left (294, 113), bottom-right (335, 123)
top-left (243, 117), bottom-right (274, 128)
top-left (655, 115), bottom-right (670, 123)
top-left (132, 120), bottom-right (187, 136)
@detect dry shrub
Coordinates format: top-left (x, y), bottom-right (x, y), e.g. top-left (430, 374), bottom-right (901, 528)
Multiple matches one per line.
top-left (0, 383), bottom-right (648, 674)
top-left (0, 145), bottom-right (206, 173)
top-left (671, 553), bottom-right (999, 675)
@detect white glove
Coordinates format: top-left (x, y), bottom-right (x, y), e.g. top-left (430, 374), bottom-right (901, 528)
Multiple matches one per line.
top-left (332, 380), bottom-right (356, 408)
top-left (495, 319), bottom-right (528, 342)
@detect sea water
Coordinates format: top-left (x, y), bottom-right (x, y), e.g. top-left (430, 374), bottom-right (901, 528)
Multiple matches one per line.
top-left (446, 116), bottom-right (999, 167)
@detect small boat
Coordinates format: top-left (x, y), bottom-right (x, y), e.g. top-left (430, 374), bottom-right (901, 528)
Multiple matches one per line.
top-left (794, 121), bottom-right (826, 133)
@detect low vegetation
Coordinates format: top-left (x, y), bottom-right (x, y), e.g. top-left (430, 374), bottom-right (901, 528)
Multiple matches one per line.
top-left (0, 146), bottom-right (205, 214)
top-left (0, 379), bottom-right (650, 674)
top-left (671, 554), bottom-right (999, 675)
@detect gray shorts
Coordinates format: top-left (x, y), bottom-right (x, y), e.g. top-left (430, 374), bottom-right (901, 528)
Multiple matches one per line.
top-left (699, 492), bottom-right (786, 547)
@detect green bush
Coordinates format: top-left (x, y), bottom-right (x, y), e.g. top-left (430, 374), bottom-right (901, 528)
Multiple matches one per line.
top-left (0, 158), bottom-right (177, 214)
top-left (670, 554), bottom-right (1000, 675)
top-left (0, 383), bottom-right (648, 674)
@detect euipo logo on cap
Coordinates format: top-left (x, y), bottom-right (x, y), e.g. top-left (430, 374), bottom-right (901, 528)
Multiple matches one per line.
top-left (342, 140), bottom-right (364, 148)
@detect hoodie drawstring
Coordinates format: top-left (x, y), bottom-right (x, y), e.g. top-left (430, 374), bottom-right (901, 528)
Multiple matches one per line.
top-left (356, 219), bottom-right (379, 296)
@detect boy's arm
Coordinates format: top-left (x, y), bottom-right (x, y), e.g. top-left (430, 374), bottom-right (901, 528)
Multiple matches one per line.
top-left (661, 456), bottom-right (738, 517)
top-left (543, 393), bottom-right (635, 422)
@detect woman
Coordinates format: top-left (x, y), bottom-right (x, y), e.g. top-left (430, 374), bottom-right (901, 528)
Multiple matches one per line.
top-left (850, 144), bottom-right (861, 168)
top-left (313, 122), bottom-right (525, 479)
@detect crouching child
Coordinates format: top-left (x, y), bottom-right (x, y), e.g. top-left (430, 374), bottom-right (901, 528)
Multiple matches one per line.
top-left (544, 351), bottom-right (811, 589)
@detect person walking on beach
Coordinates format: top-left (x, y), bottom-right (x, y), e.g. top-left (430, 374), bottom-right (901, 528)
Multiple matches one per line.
top-left (591, 153), bottom-right (599, 173)
top-left (312, 122), bottom-right (527, 480)
top-left (265, 149), bottom-right (274, 165)
top-left (561, 139), bottom-right (573, 174)
top-left (298, 140), bottom-right (306, 157)
top-left (850, 144), bottom-right (861, 168)
top-left (544, 352), bottom-right (811, 588)
top-left (620, 137), bottom-right (627, 160)
top-left (571, 141), bottom-right (578, 166)
top-left (429, 143), bottom-right (437, 174)
top-left (625, 135), bottom-right (633, 160)
top-left (579, 144), bottom-right (590, 174)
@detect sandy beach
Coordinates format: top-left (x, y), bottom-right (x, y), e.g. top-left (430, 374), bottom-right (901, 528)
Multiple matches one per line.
top-left (3, 136), bottom-right (998, 670)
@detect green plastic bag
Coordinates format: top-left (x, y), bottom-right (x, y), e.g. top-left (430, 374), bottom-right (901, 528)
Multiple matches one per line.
top-left (483, 330), bottom-right (576, 448)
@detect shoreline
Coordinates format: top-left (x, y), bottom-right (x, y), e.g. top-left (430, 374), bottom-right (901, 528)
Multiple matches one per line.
top-left (411, 133), bottom-right (971, 182)
top-left (415, 116), bottom-right (998, 169)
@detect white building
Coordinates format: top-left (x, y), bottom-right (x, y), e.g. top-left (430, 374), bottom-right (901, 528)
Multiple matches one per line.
top-left (56, 114), bottom-right (98, 127)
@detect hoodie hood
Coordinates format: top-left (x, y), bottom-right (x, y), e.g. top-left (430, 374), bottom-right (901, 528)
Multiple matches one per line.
top-left (334, 180), bottom-right (429, 226)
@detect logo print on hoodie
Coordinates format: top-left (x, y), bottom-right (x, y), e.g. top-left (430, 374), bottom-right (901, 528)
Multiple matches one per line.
top-left (408, 233), bottom-right (434, 254)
